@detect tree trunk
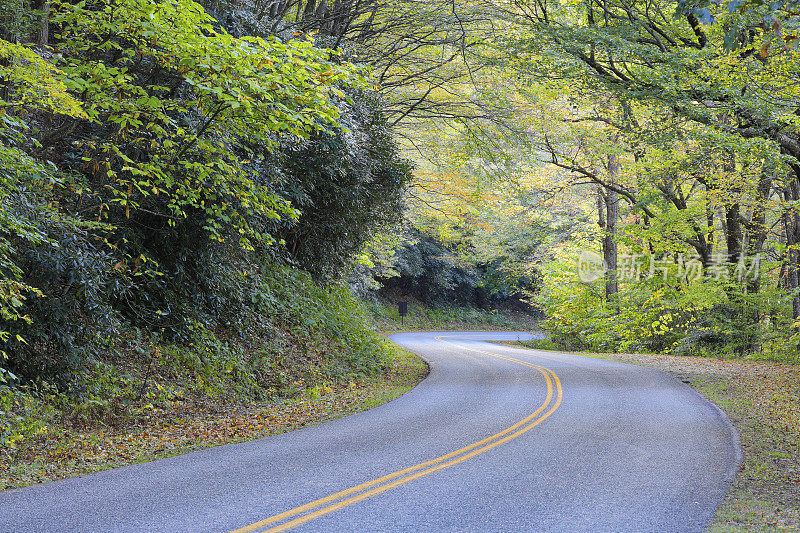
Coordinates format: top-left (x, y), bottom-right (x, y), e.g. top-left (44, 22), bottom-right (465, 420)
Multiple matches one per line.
top-left (604, 153), bottom-right (620, 304)
top-left (784, 178), bottom-right (800, 323)
top-left (725, 203), bottom-right (742, 264)
top-left (722, 153), bottom-right (742, 265)
top-left (744, 173), bottom-right (772, 294)
top-left (706, 207), bottom-right (714, 258)
top-left (36, 1), bottom-right (49, 46)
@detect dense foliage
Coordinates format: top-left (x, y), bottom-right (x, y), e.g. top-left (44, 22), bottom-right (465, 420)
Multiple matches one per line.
top-left (1, 264), bottom-right (398, 449)
top-left (0, 0), bottom-right (409, 393)
top-left (449, 0), bottom-right (799, 361)
top-left (270, 91), bottom-right (411, 280)
top-left (369, 0), bottom-right (800, 362)
top-left (375, 228), bottom-right (537, 309)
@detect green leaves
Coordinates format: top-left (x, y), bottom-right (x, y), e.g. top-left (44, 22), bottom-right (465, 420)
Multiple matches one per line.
top-left (45, 0), bottom-right (368, 246)
top-left (0, 0), bottom-right (377, 383)
top-left (0, 40), bottom-right (86, 119)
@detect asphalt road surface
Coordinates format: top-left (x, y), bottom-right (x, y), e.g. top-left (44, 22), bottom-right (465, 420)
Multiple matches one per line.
top-left (1, 331), bottom-right (740, 532)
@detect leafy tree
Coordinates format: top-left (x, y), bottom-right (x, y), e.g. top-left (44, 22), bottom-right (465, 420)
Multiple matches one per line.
top-left (268, 90), bottom-right (412, 280)
top-left (0, 0), bottom-right (375, 384)
top-left (378, 227), bottom-right (484, 306)
top-left (215, 0), bottom-right (499, 127)
top-left (45, 0), bottom-right (363, 247)
top-left (0, 39), bottom-right (89, 379)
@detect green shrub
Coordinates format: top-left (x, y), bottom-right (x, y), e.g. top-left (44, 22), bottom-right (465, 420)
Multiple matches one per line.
top-left (0, 0), bottom-right (403, 392)
top-left (0, 384), bottom-right (55, 451)
top-left (537, 256), bottom-right (799, 361)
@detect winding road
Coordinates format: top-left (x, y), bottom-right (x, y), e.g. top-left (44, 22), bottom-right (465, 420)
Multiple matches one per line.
top-left (1, 331), bottom-right (739, 532)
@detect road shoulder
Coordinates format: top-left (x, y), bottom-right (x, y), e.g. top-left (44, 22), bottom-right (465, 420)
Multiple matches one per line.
top-left (1, 345), bottom-right (428, 490)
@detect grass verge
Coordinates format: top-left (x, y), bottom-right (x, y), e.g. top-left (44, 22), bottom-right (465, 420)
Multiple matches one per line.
top-left (1, 344), bottom-right (428, 490)
top-left (512, 340), bottom-right (800, 532)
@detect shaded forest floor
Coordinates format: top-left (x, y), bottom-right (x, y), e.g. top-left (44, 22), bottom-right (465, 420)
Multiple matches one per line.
top-left (513, 341), bottom-right (800, 532)
top-left (1, 347), bottom-right (428, 489)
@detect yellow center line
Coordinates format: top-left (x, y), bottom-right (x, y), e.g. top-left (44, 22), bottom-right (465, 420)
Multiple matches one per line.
top-left (230, 336), bottom-right (562, 533)
top-left (231, 374), bottom-right (552, 533)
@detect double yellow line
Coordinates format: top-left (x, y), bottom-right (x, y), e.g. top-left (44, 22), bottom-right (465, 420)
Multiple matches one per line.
top-left (230, 336), bottom-right (562, 533)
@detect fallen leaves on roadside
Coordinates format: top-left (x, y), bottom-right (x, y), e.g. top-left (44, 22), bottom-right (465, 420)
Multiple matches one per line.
top-left (0, 354), bottom-right (427, 490)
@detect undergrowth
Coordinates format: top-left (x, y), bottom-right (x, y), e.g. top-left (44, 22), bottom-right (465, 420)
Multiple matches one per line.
top-left (1, 265), bottom-right (394, 457)
top-left (536, 276), bottom-right (800, 364)
top-left (1, 343), bottom-right (428, 489)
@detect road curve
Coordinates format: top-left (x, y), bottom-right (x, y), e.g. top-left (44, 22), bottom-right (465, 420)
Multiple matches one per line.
top-left (0, 331), bottom-right (739, 532)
